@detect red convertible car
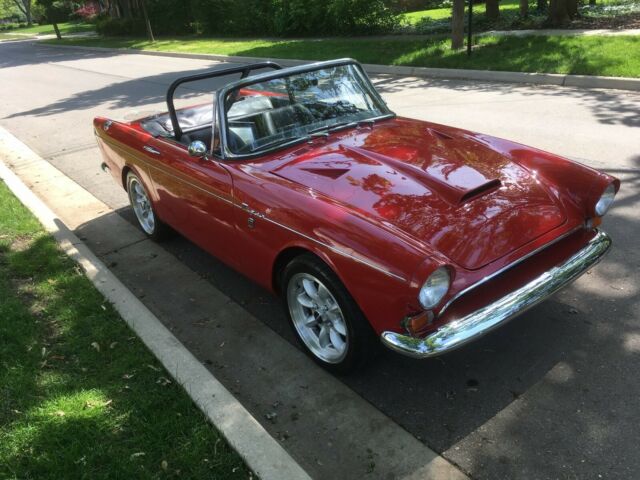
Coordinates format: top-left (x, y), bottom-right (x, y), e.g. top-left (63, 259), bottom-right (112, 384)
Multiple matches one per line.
top-left (95, 59), bottom-right (619, 372)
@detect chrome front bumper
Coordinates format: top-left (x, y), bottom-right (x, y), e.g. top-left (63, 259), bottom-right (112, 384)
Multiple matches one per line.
top-left (381, 230), bottom-right (612, 359)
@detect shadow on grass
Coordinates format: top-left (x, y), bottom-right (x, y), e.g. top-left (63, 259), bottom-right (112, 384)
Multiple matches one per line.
top-left (0, 233), bottom-right (248, 479)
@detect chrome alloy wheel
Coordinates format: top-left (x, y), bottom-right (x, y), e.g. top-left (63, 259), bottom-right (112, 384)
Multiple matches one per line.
top-left (128, 178), bottom-right (155, 235)
top-left (287, 273), bottom-right (349, 364)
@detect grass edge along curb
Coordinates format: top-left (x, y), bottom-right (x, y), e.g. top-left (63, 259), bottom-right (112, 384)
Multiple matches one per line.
top-left (37, 41), bottom-right (640, 92)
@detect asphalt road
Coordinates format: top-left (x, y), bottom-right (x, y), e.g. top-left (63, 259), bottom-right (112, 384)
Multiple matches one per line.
top-left (2, 40), bottom-right (639, 479)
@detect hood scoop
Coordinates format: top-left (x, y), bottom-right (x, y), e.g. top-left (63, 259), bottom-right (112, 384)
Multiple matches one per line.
top-left (345, 145), bottom-right (501, 205)
top-left (459, 178), bottom-right (502, 202)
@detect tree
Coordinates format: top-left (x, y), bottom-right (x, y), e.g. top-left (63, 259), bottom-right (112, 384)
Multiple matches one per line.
top-left (548, 0), bottom-right (569, 25)
top-left (36, 0), bottom-right (60, 38)
top-left (520, 0), bottom-right (528, 17)
top-left (11, 0), bottom-right (31, 25)
top-left (486, 0), bottom-right (499, 20)
top-left (451, 0), bottom-right (465, 49)
top-left (139, 0), bottom-right (154, 42)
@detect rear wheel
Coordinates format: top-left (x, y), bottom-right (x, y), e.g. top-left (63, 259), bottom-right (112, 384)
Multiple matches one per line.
top-left (126, 172), bottom-right (169, 240)
top-left (282, 254), bottom-right (378, 373)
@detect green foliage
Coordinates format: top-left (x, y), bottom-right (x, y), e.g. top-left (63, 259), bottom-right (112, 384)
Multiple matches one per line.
top-left (94, 0), bottom-right (400, 37)
top-left (144, 0), bottom-right (194, 35)
top-left (0, 22), bottom-right (27, 30)
top-left (95, 15), bottom-right (144, 36)
top-left (0, 0), bottom-right (24, 21)
top-left (36, 0), bottom-right (75, 23)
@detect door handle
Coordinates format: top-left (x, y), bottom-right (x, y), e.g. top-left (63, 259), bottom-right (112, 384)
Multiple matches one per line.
top-left (143, 145), bottom-right (161, 155)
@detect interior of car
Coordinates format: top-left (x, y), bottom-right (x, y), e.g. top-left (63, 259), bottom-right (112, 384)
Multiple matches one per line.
top-left (140, 93), bottom-right (321, 155)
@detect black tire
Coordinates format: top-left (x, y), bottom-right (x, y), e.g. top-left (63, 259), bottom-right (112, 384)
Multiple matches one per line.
top-left (281, 254), bottom-right (379, 374)
top-left (126, 172), bottom-right (170, 241)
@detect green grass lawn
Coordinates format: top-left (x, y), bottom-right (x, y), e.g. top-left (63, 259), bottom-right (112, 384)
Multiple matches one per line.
top-left (44, 33), bottom-right (640, 77)
top-left (400, 0), bottom-right (630, 24)
top-left (402, 0), bottom-right (520, 23)
top-left (1, 21), bottom-right (94, 36)
top-left (0, 33), bottom-right (25, 41)
top-left (0, 181), bottom-right (250, 479)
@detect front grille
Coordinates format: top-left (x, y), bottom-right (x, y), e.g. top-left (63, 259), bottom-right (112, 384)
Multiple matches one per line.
top-left (436, 228), bottom-right (596, 326)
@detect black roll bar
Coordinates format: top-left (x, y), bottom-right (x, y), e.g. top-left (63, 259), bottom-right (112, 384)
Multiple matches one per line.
top-left (166, 61), bottom-right (283, 140)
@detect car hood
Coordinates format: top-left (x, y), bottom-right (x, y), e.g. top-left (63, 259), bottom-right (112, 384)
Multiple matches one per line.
top-left (270, 118), bottom-right (566, 270)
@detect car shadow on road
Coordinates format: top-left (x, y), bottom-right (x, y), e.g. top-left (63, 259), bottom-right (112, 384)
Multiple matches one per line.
top-left (0, 42), bottom-right (241, 121)
top-left (372, 75), bottom-right (640, 128)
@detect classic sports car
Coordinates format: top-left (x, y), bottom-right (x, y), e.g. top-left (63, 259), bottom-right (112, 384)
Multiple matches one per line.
top-left (95, 59), bottom-right (619, 372)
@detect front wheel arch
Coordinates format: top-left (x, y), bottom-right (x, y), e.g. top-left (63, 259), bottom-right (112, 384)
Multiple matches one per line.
top-left (271, 245), bottom-right (347, 297)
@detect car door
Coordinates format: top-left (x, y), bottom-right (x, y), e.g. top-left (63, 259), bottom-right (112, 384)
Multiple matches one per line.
top-left (143, 136), bottom-right (239, 268)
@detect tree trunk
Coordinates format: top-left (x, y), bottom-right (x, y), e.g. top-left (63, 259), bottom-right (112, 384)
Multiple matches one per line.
top-left (12, 0), bottom-right (32, 26)
top-left (139, 0), bottom-right (154, 42)
top-left (566, 0), bottom-right (578, 18)
top-left (24, 0), bottom-right (31, 26)
top-left (119, 0), bottom-right (133, 18)
top-left (520, 0), bottom-right (529, 17)
top-left (548, 0), bottom-right (569, 25)
top-left (451, 0), bottom-right (465, 50)
top-left (486, 0), bottom-right (500, 20)
top-left (52, 22), bottom-right (61, 39)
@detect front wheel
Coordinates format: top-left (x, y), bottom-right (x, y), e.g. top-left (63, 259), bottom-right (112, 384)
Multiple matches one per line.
top-left (282, 254), bottom-right (378, 373)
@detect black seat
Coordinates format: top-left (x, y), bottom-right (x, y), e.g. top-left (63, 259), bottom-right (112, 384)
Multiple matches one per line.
top-left (181, 128), bottom-right (246, 153)
top-left (263, 104), bottom-right (314, 134)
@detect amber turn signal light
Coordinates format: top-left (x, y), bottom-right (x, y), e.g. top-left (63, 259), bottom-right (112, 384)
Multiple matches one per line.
top-left (401, 310), bottom-right (435, 336)
top-left (586, 217), bottom-right (602, 229)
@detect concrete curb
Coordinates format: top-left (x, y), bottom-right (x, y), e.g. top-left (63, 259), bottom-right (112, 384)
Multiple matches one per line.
top-left (38, 42), bottom-right (640, 91)
top-left (0, 127), bottom-right (311, 480)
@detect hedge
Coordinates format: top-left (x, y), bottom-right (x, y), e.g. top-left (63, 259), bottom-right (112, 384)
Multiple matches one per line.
top-left (96, 0), bottom-right (400, 37)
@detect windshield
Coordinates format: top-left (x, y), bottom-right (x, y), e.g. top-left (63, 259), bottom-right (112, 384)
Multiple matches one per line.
top-left (223, 63), bottom-right (392, 155)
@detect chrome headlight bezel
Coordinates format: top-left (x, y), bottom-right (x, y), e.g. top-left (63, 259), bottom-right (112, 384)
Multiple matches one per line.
top-left (595, 183), bottom-right (616, 217)
top-left (418, 267), bottom-right (451, 309)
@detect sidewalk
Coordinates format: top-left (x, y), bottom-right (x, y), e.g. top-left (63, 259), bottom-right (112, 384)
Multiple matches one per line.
top-left (482, 27), bottom-right (640, 37)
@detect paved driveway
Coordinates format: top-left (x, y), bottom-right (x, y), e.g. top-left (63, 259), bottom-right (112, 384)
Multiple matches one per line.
top-left (2, 40), bottom-right (639, 479)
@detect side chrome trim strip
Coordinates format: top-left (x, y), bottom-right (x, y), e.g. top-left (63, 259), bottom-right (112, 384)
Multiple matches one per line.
top-left (105, 139), bottom-right (235, 206)
top-left (381, 230), bottom-right (611, 359)
top-left (252, 209), bottom-right (406, 282)
top-left (438, 225), bottom-right (583, 316)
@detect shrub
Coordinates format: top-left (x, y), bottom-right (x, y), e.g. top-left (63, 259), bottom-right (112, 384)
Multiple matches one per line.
top-left (70, 2), bottom-right (99, 21)
top-left (95, 16), bottom-right (145, 36)
top-left (192, 0), bottom-right (400, 36)
top-left (146, 0), bottom-right (194, 35)
top-left (94, 0), bottom-right (400, 37)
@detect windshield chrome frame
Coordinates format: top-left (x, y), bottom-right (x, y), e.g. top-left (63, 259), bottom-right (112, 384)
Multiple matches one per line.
top-left (215, 58), bottom-right (395, 161)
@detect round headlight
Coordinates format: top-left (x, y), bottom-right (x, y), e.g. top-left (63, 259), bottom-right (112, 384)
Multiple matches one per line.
top-left (418, 267), bottom-right (450, 309)
top-left (595, 184), bottom-right (616, 217)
